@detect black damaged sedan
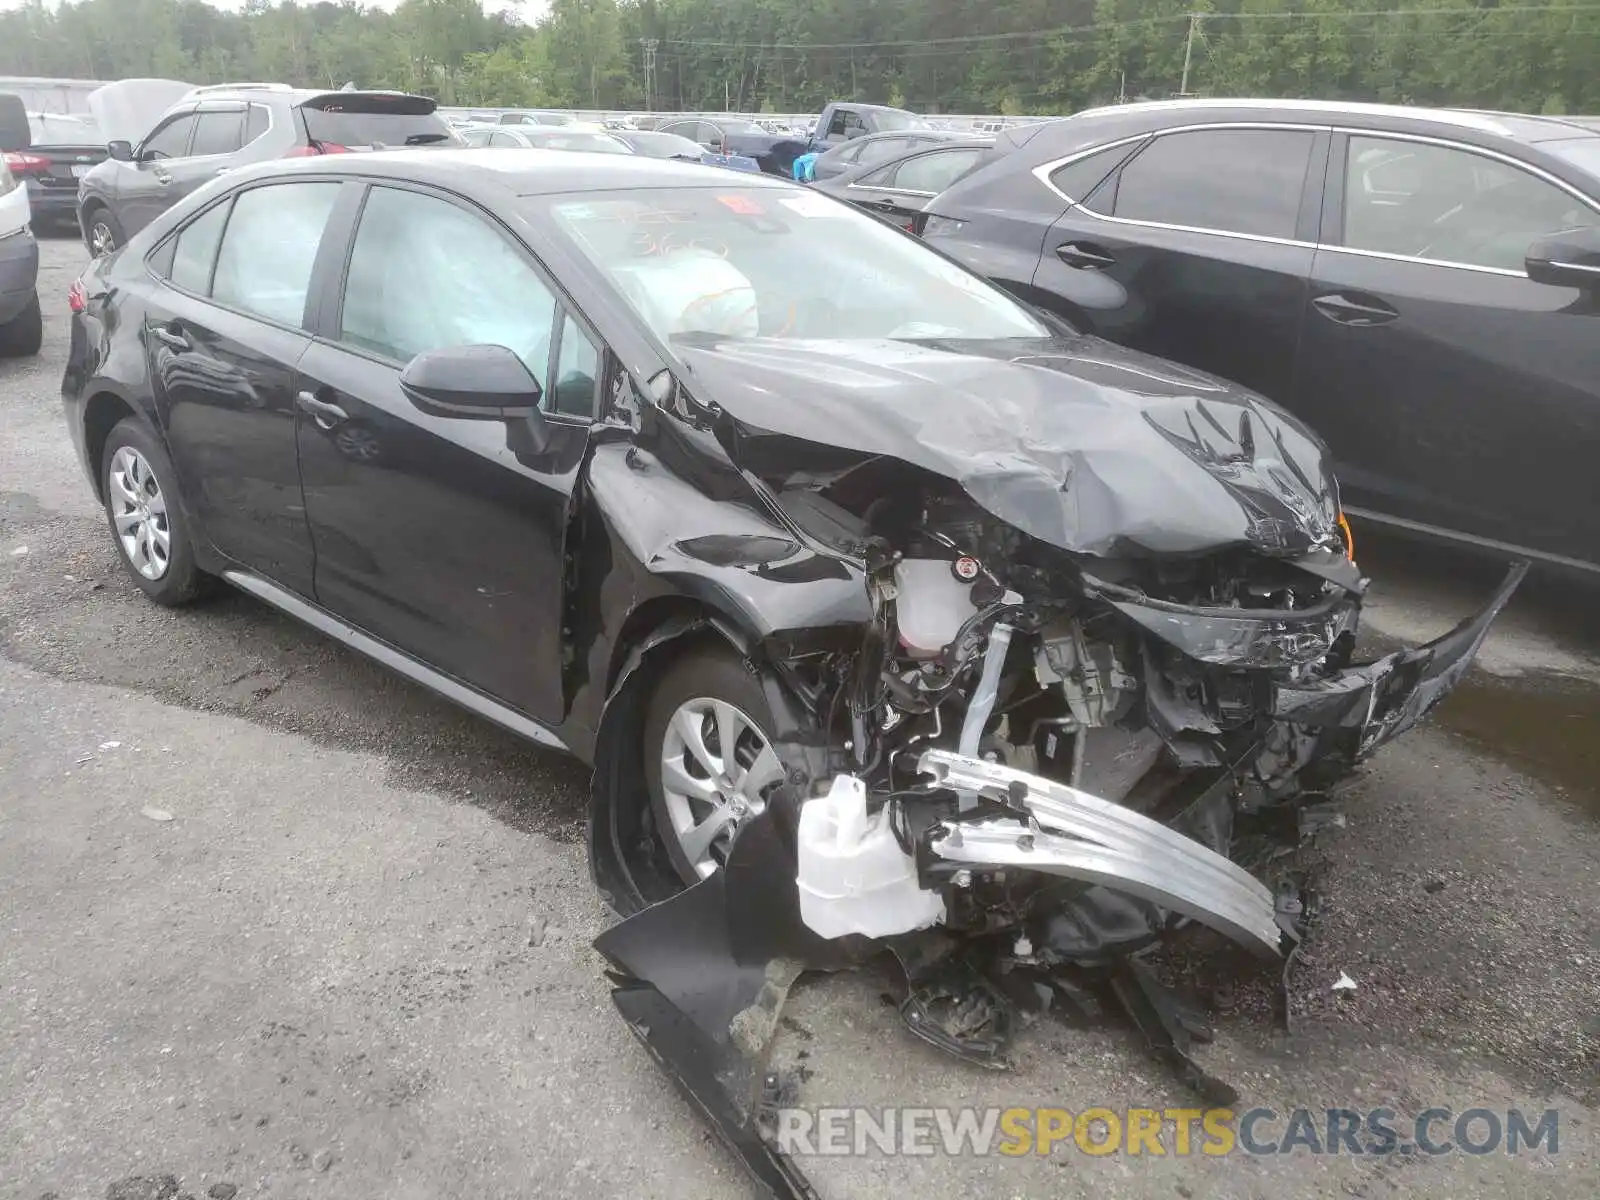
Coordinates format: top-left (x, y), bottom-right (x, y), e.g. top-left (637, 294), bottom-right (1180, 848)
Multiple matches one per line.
top-left (63, 149), bottom-right (1522, 1197)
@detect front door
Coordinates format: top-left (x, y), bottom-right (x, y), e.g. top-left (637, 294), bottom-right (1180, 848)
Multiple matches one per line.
top-left (1292, 132), bottom-right (1600, 560)
top-left (1032, 125), bottom-right (1326, 405)
top-left (295, 181), bottom-right (602, 723)
top-left (118, 108), bottom-right (199, 237)
top-left (144, 178), bottom-right (345, 593)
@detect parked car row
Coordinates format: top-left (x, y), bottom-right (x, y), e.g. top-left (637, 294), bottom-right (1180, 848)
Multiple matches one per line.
top-left (918, 99), bottom-right (1600, 573)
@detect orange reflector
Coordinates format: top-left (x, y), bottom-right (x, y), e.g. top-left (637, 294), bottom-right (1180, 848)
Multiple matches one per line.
top-left (1337, 512), bottom-right (1355, 561)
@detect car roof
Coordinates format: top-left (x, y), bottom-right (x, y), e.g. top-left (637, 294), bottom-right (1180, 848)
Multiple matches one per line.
top-left (1072, 97), bottom-right (1600, 144)
top-left (224, 147), bottom-right (796, 196)
top-left (184, 86), bottom-right (432, 109)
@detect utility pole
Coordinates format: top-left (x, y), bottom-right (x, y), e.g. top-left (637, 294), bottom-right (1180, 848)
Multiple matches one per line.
top-left (1179, 12), bottom-right (1201, 96)
top-left (638, 38), bottom-right (658, 111)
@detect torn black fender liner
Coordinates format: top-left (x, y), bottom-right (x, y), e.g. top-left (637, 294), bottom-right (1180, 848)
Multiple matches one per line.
top-left (595, 804), bottom-right (862, 1199)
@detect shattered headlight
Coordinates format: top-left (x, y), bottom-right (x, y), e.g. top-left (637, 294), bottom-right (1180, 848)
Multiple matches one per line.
top-left (1110, 595), bottom-right (1358, 669)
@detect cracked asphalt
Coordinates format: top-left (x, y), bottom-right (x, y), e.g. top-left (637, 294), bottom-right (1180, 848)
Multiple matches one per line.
top-left (2, 236), bottom-right (1596, 1200)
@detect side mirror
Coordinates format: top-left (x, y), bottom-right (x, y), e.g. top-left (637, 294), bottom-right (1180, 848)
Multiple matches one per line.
top-left (107, 140), bottom-right (135, 162)
top-left (399, 344), bottom-right (544, 420)
top-left (1525, 227), bottom-right (1600, 290)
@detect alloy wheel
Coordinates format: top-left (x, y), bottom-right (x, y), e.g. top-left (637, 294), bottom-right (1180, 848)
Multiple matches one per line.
top-left (90, 220), bottom-right (116, 257)
top-left (108, 446), bottom-right (171, 580)
top-left (658, 696), bottom-right (785, 878)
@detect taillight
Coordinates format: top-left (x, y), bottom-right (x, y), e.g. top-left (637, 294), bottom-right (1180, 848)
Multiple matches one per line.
top-left (285, 142), bottom-right (351, 157)
top-left (68, 279), bottom-right (87, 313)
top-left (3, 151), bottom-right (49, 173)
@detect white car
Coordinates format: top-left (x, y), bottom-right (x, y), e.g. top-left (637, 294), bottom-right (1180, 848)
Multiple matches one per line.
top-left (0, 93), bottom-right (41, 357)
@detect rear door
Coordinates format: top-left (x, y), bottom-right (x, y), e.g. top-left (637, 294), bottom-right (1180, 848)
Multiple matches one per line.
top-left (1032, 124), bottom-right (1327, 403)
top-left (293, 181), bottom-right (603, 722)
top-left (142, 177), bottom-right (346, 593)
top-left (118, 107), bottom-right (199, 236)
top-left (158, 103), bottom-right (250, 205)
top-left (1292, 131), bottom-right (1600, 560)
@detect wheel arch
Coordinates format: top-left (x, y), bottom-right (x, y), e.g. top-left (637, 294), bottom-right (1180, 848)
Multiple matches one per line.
top-left (83, 390), bottom-right (140, 500)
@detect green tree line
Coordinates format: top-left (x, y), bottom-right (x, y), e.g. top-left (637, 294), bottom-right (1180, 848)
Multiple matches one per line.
top-left (2, 0), bottom-right (1597, 116)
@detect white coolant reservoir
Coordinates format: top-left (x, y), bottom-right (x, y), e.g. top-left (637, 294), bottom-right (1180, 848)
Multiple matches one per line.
top-left (894, 559), bottom-right (979, 659)
top-left (796, 775), bottom-right (947, 939)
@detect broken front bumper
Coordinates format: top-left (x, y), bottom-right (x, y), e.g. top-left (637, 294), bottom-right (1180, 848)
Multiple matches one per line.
top-left (920, 749), bottom-right (1283, 957)
top-left (592, 560), bottom-right (1527, 1199)
top-left (1270, 560), bottom-right (1527, 758)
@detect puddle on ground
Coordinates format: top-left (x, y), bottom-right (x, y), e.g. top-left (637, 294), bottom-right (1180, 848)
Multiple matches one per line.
top-left (1431, 672), bottom-right (1600, 819)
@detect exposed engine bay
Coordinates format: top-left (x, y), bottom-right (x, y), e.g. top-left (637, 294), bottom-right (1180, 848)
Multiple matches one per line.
top-left (585, 344), bottom-right (1527, 1200)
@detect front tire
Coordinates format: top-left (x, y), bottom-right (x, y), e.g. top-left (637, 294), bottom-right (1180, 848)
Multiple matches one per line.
top-left (0, 292), bottom-right (41, 357)
top-left (83, 205), bottom-right (123, 257)
top-left (642, 646), bottom-right (786, 885)
top-left (100, 417), bottom-right (208, 606)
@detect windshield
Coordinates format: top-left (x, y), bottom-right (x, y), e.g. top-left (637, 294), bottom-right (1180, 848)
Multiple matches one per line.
top-left (628, 132), bottom-right (705, 159)
top-left (873, 109), bottom-right (928, 132)
top-left (539, 185), bottom-right (1049, 344)
top-left (1545, 136), bottom-right (1600, 181)
top-left (526, 131), bottom-right (631, 154)
top-left (28, 112), bottom-right (104, 145)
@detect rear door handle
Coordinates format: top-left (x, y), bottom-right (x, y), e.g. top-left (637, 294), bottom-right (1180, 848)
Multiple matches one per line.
top-left (296, 389), bottom-right (349, 430)
top-left (151, 323), bottom-right (190, 351)
top-left (1312, 292), bottom-right (1400, 327)
top-left (1055, 241), bottom-right (1117, 269)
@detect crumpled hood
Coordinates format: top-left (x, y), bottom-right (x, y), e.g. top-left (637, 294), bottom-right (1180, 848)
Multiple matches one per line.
top-left (675, 334), bottom-right (1342, 558)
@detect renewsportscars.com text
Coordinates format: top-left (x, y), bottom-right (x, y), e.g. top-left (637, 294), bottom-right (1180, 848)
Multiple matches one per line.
top-left (775, 1106), bottom-right (1561, 1158)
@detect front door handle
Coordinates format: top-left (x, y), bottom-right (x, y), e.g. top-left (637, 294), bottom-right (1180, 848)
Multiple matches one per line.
top-left (1055, 241), bottom-right (1117, 269)
top-left (296, 389), bottom-right (349, 430)
top-left (151, 323), bottom-right (190, 351)
top-left (153, 168), bottom-right (173, 186)
top-left (1311, 292), bottom-right (1400, 327)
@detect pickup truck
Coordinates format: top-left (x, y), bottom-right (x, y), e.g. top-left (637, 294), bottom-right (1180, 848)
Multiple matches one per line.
top-left (809, 101), bottom-right (929, 149)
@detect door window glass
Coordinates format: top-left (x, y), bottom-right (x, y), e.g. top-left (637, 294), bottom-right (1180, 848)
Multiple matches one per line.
top-left (856, 136), bottom-right (907, 167)
top-left (211, 182), bottom-right (341, 325)
top-left (488, 130), bottom-right (520, 147)
top-left (190, 110), bottom-right (245, 158)
top-left (141, 113), bottom-right (197, 160)
top-left (339, 185), bottom-right (559, 387)
top-left (167, 200), bottom-right (231, 294)
top-left (550, 313), bottom-right (599, 417)
top-left (1341, 135), bottom-right (1600, 271)
top-left (245, 103), bottom-right (270, 143)
top-left (1050, 140), bottom-right (1145, 203)
top-left (1108, 128), bottom-right (1315, 240)
top-left (881, 147), bottom-right (987, 193)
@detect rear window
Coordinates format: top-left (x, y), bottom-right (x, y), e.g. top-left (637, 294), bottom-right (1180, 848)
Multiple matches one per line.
top-left (1545, 136), bottom-right (1600, 181)
top-left (297, 95), bottom-right (456, 150)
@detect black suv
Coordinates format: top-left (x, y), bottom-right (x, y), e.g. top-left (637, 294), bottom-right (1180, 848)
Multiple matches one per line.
top-left (925, 99), bottom-right (1600, 573)
top-left (77, 85), bottom-right (457, 257)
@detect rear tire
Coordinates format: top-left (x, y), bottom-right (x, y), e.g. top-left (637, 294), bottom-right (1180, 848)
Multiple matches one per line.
top-left (642, 645), bottom-right (784, 886)
top-left (83, 205), bottom-right (123, 257)
top-left (100, 416), bottom-right (209, 606)
top-left (0, 293), bottom-right (41, 358)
